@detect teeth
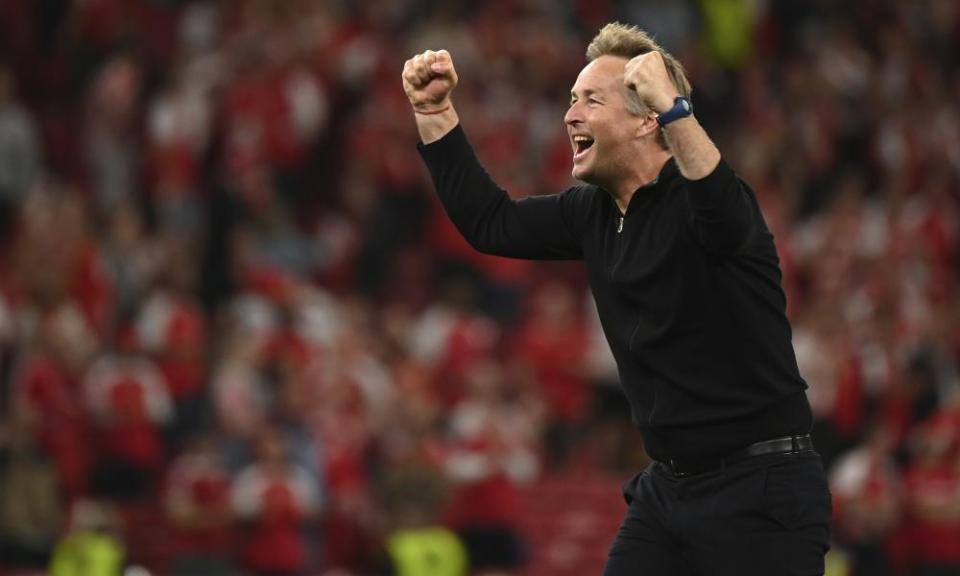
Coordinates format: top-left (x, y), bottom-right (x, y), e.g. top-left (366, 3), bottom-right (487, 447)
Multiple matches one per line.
top-left (573, 135), bottom-right (592, 143)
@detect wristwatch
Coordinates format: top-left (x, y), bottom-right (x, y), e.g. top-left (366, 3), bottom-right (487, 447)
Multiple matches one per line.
top-left (655, 96), bottom-right (693, 126)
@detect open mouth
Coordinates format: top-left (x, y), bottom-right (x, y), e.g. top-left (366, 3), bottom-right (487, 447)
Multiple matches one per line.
top-left (573, 135), bottom-right (594, 159)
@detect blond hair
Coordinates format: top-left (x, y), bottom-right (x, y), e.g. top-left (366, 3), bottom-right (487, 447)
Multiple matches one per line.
top-left (586, 22), bottom-right (692, 125)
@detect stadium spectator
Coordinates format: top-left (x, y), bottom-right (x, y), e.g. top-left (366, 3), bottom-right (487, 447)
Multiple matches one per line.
top-left (231, 424), bottom-right (323, 576)
top-left (376, 462), bottom-right (469, 576)
top-left (902, 410), bottom-right (960, 576)
top-left (0, 65), bottom-right (40, 234)
top-left (442, 359), bottom-right (540, 571)
top-left (0, 398), bottom-right (62, 569)
top-left (83, 351), bottom-right (173, 501)
top-left (830, 424), bottom-right (902, 576)
top-left (49, 500), bottom-right (125, 576)
top-left (512, 280), bottom-right (589, 466)
top-left (163, 431), bottom-right (235, 576)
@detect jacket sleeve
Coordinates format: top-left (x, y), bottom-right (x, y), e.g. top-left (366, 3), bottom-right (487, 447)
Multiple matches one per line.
top-left (684, 159), bottom-right (761, 255)
top-left (418, 125), bottom-right (586, 260)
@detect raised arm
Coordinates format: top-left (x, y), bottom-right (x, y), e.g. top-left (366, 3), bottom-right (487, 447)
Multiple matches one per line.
top-left (403, 50), bottom-right (586, 260)
top-left (623, 51), bottom-right (721, 180)
top-left (624, 51), bottom-right (755, 254)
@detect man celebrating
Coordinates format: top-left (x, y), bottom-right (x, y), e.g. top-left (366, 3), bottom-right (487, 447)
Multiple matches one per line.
top-left (403, 22), bottom-right (831, 575)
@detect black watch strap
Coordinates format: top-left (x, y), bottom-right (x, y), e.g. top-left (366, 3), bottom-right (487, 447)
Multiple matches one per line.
top-left (656, 96), bottom-right (693, 126)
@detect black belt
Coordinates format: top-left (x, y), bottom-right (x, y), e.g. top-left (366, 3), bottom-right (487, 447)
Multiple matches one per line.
top-left (658, 434), bottom-right (814, 478)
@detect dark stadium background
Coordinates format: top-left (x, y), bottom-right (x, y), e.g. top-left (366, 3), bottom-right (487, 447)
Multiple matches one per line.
top-left (0, 1), bottom-right (958, 575)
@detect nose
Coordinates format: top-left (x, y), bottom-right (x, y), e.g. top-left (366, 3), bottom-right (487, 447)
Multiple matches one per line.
top-left (564, 100), bottom-right (582, 127)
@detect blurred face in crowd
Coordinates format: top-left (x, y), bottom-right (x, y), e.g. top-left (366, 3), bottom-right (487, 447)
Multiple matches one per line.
top-left (564, 56), bottom-right (654, 192)
top-left (257, 426), bottom-right (288, 468)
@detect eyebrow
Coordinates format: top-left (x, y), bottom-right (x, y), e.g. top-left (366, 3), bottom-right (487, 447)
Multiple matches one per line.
top-left (570, 88), bottom-right (598, 99)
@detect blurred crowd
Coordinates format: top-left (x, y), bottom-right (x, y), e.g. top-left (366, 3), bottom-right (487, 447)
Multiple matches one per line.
top-left (0, 0), bottom-right (958, 575)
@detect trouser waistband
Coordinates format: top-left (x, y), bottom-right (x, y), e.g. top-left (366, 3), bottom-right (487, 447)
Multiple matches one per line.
top-left (657, 434), bottom-right (814, 478)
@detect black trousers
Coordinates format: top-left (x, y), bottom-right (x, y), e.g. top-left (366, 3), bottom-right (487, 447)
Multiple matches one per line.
top-left (603, 451), bottom-right (832, 576)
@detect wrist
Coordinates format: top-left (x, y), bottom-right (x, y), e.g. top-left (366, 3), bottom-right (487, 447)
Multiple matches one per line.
top-left (415, 104), bottom-right (451, 116)
top-left (655, 96), bottom-right (693, 127)
top-left (415, 105), bottom-right (459, 145)
top-left (413, 99), bottom-right (452, 115)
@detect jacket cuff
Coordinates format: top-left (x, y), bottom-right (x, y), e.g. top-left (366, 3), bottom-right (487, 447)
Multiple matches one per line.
top-left (685, 159), bottom-right (736, 209)
top-left (417, 124), bottom-right (468, 165)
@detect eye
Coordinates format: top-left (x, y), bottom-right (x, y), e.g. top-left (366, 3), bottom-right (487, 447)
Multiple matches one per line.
top-left (588, 97), bottom-right (601, 106)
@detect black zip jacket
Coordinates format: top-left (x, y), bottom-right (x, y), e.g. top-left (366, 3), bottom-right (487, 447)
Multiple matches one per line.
top-left (418, 125), bottom-right (811, 461)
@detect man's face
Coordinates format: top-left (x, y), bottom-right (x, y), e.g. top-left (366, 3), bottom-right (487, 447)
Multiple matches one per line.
top-left (564, 56), bottom-right (647, 187)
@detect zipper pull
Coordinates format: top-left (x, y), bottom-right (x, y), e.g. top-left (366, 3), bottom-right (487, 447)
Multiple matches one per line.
top-left (617, 216), bottom-right (624, 234)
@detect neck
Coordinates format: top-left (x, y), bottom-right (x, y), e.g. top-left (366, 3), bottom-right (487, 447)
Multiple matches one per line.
top-left (607, 148), bottom-right (672, 214)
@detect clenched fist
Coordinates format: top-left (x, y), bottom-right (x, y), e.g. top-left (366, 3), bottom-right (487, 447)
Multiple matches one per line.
top-left (402, 49), bottom-right (458, 114)
top-left (623, 51), bottom-right (678, 114)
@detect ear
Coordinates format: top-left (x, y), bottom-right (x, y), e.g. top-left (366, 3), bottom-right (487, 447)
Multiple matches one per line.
top-left (635, 112), bottom-right (660, 140)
